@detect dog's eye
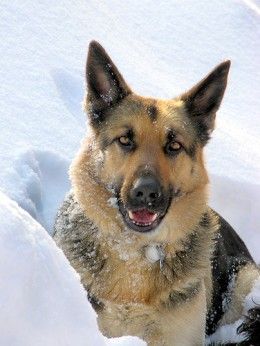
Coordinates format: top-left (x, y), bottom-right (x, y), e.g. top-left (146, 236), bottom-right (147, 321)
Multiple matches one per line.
top-left (118, 136), bottom-right (131, 146)
top-left (117, 135), bottom-right (135, 151)
top-left (165, 141), bottom-right (182, 156)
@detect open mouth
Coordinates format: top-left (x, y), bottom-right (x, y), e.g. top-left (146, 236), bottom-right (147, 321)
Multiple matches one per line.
top-left (118, 202), bottom-right (167, 233)
top-left (128, 209), bottom-right (159, 227)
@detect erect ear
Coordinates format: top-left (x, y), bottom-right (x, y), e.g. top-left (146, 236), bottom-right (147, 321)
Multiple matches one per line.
top-left (85, 40), bottom-right (132, 126)
top-left (181, 60), bottom-right (231, 144)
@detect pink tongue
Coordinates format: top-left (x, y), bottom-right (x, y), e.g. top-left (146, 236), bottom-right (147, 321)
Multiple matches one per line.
top-left (131, 210), bottom-right (156, 224)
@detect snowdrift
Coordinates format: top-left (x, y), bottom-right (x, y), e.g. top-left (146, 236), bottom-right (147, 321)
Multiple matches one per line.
top-left (0, 192), bottom-right (144, 345)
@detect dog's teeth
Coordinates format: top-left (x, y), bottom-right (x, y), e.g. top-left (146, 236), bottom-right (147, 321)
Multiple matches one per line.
top-left (151, 213), bottom-right (158, 222)
top-left (131, 220), bottom-right (153, 227)
top-left (128, 210), bottom-right (134, 220)
top-left (128, 210), bottom-right (158, 227)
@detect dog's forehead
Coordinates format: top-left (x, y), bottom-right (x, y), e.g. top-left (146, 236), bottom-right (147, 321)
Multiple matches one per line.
top-left (111, 95), bottom-right (193, 133)
top-left (154, 99), bottom-right (188, 126)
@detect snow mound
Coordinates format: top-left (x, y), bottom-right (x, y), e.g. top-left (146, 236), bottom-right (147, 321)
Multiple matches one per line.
top-left (0, 191), bottom-right (100, 345)
top-left (3, 149), bottom-right (70, 234)
top-left (0, 192), bottom-right (145, 346)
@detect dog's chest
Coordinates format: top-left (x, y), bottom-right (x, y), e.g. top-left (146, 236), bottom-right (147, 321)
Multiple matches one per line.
top-left (85, 244), bottom-right (168, 305)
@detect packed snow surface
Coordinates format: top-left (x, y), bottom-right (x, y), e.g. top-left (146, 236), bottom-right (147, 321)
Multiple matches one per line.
top-left (0, 0), bottom-right (259, 344)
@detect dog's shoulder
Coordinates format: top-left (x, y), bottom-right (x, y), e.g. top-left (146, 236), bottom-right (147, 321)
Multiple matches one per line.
top-left (53, 192), bottom-right (94, 239)
top-left (214, 211), bottom-right (254, 262)
top-left (53, 192), bottom-right (104, 274)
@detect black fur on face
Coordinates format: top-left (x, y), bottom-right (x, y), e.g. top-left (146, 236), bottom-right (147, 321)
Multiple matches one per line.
top-left (181, 60), bottom-right (231, 145)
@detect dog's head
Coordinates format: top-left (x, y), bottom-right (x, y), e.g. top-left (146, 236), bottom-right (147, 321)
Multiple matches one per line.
top-left (82, 41), bottom-right (230, 234)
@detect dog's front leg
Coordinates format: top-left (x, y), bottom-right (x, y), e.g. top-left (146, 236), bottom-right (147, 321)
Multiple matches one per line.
top-left (145, 283), bottom-right (207, 346)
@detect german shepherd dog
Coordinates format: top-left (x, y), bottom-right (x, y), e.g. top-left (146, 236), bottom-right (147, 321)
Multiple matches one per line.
top-left (54, 41), bottom-right (260, 345)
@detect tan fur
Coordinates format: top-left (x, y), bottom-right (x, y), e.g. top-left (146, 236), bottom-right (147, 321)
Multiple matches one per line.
top-left (97, 282), bottom-right (207, 345)
top-left (219, 263), bottom-right (260, 325)
top-left (71, 95), bottom-right (209, 246)
top-left (68, 94), bottom-right (217, 345)
top-left (55, 44), bottom-right (257, 344)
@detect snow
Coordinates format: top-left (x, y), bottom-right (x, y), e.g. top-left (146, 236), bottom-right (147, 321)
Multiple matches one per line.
top-left (145, 245), bottom-right (161, 263)
top-left (0, 0), bottom-right (259, 344)
top-left (145, 244), bottom-right (165, 265)
top-left (206, 319), bottom-right (245, 344)
top-left (0, 192), bottom-right (101, 346)
top-left (206, 276), bottom-right (260, 344)
top-left (0, 192), bottom-right (144, 346)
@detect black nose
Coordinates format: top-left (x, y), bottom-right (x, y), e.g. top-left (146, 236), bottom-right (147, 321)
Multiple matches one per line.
top-left (130, 175), bottom-right (162, 206)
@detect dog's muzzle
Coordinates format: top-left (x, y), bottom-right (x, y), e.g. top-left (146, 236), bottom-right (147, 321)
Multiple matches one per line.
top-left (118, 174), bottom-right (172, 233)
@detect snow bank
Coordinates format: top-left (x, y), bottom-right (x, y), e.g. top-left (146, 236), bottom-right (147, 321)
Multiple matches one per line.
top-left (10, 149), bottom-right (70, 234)
top-left (0, 192), bottom-right (100, 345)
top-left (0, 192), bottom-right (144, 346)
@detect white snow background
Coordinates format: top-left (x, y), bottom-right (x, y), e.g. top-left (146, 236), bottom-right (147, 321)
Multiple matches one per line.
top-left (0, 0), bottom-right (259, 345)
